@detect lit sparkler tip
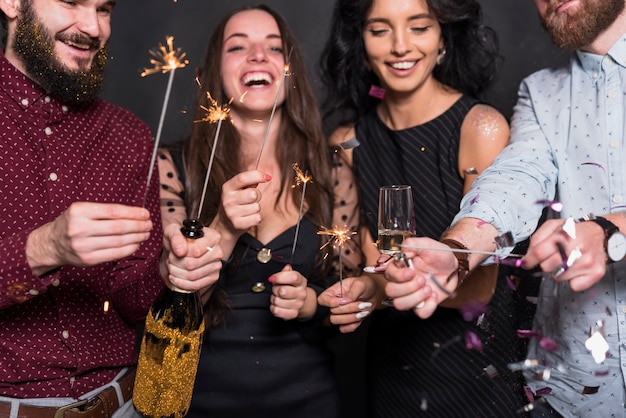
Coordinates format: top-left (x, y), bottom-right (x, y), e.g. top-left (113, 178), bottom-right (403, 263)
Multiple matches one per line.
top-left (140, 36), bottom-right (189, 77)
top-left (194, 91), bottom-right (233, 124)
top-left (292, 163), bottom-right (312, 188)
top-left (318, 226), bottom-right (355, 249)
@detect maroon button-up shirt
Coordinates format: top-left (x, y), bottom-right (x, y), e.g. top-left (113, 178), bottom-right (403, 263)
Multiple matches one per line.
top-left (0, 51), bottom-right (164, 398)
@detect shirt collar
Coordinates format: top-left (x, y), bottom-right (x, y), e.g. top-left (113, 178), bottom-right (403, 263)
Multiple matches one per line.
top-left (577, 33), bottom-right (626, 79)
top-left (0, 49), bottom-right (48, 110)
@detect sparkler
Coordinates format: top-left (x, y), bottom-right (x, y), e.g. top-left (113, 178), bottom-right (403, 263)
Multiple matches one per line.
top-left (399, 243), bottom-right (523, 259)
top-left (141, 36), bottom-right (189, 206)
top-left (290, 163), bottom-right (313, 264)
top-left (254, 47), bottom-right (293, 169)
top-left (194, 92), bottom-right (232, 219)
top-left (318, 226), bottom-right (356, 297)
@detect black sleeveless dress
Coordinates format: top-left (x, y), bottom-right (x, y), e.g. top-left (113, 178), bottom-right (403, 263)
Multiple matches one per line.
top-left (186, 218), bottom-right (340, 418)
top-left (353, 96), bottom-right (527, 417)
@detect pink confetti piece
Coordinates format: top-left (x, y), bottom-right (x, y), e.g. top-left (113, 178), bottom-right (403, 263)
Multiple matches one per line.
top-left (495, 257), bottom-right (525, 268)
top-left (535, 199), bottom-right (563, 212)
top-left (517, 329), bottom-right (542, 338)
top-left (539, 336), bottom-right (559, 352)
top-left (523, 385), bottom-right (534, 402)
top-left (535, 387), bottom-right (552, 396)
top-left (368, 85), bottom-right (385, 99)
top-left (506, 275), bottom-right (518, 291)
top-left (459, 300), bottom-right (489, 322)
top-left (470, 194), bottom-right (480, 205)
top-left (581, 161), bottom-right (605, 170)
top-left (464, 330), bottom-right (483, 352)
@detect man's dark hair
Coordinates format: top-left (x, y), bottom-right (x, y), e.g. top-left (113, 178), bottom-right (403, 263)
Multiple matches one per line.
top-left (1, 11), bottom-right (7, 46)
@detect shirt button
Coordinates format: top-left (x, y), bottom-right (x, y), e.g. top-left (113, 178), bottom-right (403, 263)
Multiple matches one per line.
top-left (608, 91), bottom-right (617, 99)
top-left (610, 141), bottom-right (619, 148)
top-left (44, 127), bottom-right (53, 136)
top-left (62, 331), bottom-right (69, 339)
top-left (613, 196), bottom-right (622, 204)
top-left (49, 173), bottom-right (58, 181)
top-left (29, 289), bottom-right (39, 296)
top-left (21, 98), bottom-right (28, 106)
top-left (621, 306), bottom-right (626, 314)
top-left (44, 96), bottom-right (51, 103)
top-left (592, 72), bottom-right (599, 79)
top-left (52, 279), bottom-right (60, 287)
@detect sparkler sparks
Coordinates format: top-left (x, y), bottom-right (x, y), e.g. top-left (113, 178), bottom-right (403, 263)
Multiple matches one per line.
top-left (318, 226), bottom-right (355, 250)
top-left (195, 92), bottom-right (232, 219)
top-left (318, 226), bottom-right (356, 297)
top-left (290, 164), bottom-right (313, 263)
top-left (195, 91), bottom-right (232, 124)
top-left (140, 36), bottom-right (188, 77)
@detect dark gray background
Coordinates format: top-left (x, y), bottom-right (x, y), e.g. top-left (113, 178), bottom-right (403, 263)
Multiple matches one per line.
top-left (101, 2), bottom-right (569, 416)
top-left (102, 0), bottom-right (570, 144)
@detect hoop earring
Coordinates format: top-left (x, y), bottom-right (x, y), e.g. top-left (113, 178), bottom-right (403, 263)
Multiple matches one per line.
top-left (436, 47), bottom-right (446, 65)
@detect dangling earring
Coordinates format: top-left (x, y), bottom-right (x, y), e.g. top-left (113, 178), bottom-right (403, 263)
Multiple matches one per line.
top-left (436, 47), bottom-right (446, 65)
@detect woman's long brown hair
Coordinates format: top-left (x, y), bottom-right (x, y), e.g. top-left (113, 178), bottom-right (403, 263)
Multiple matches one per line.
top-left (183, 4), bottom-right (333, 327)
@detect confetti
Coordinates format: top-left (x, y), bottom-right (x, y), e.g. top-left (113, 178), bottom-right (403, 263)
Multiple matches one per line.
top-left (535, 199), bottom-right (564, 212)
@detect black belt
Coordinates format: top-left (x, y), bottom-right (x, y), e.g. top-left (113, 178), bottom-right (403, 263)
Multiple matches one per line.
top-left (0, 367), bottom-right (135, 418)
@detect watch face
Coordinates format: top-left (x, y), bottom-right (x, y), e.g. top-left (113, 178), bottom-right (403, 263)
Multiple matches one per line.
top-left (608, 231), bottom-right (626, 262)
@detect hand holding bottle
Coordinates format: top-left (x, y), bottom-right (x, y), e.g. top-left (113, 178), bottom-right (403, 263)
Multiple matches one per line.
top-left (162, 222), bottom-right (224, 292)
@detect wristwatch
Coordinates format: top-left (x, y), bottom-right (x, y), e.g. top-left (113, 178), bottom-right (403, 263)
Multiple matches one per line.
top-left (587, 216), bottom-right (626, 262)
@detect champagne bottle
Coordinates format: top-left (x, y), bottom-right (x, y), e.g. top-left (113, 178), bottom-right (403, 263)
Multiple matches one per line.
top-left (134, 219), bottom-right (205, 418)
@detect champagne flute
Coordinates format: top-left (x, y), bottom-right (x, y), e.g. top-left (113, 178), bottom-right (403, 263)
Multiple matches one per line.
top-left (376, 185), bottom-right (415, 307)
top-left (377, 185), bottom-right (415, 254)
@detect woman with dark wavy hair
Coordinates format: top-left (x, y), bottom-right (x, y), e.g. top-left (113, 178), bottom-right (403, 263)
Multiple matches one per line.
top-left (157, 4), bottom-right (339, 417)
top-left (319, 0), bottom-right (526, 416)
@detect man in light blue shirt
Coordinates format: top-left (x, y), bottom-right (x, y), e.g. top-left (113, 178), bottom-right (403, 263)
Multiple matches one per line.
top-left (384, 0), bottom-right (626, 416)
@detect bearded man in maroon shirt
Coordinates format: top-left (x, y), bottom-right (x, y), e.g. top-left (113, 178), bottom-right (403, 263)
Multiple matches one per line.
top-left (0, 1), bottom-right (223, 417)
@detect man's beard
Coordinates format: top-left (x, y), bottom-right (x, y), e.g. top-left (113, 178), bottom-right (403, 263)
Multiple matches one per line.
top-left (11, 2), bottom-right (108, 107)
top-left (540, 0), bottom-right (625, 50)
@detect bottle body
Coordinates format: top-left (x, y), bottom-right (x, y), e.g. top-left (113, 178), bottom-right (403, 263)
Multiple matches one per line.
top-left (134, 219), bottom-right (206, 418)
top-left (134, 289), bottom-right (204, 418)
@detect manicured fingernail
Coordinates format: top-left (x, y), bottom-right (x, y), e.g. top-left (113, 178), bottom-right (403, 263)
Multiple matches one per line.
top-left (264, 174), bottom-right (272, 181)
top-left (338, 298), bottom-right (352, 305)
top-left (358, 302), bottom-right (372, 310)
top-left (356, 311), bottom-right (370, 319)
top-left (268, 276), bottom-right (275, 283)
top-left (374, 265), bottom-right (387, 272)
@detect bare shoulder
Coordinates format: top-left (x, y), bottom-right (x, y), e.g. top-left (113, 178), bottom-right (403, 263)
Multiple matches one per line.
top-left (461, 104), bottom-right (509, 144)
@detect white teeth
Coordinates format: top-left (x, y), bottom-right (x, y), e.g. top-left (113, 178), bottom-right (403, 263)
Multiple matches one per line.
top-left (390, 61), bottom-right (416, 70)
top-left (243, 73), bottom-right (272, 86)
top-left (65, 40), bottom-right (90, 50)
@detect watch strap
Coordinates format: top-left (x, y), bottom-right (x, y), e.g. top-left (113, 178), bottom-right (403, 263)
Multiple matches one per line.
top-left (589, 216), bottom-right (619, 239)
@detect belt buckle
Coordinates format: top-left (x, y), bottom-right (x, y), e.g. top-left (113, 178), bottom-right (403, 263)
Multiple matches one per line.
top-left (53, 399), bottom-right (89, 418)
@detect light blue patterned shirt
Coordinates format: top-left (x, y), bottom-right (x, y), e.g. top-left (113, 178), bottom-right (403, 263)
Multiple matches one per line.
top-left (454, 35), bottom-right (626, 417)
